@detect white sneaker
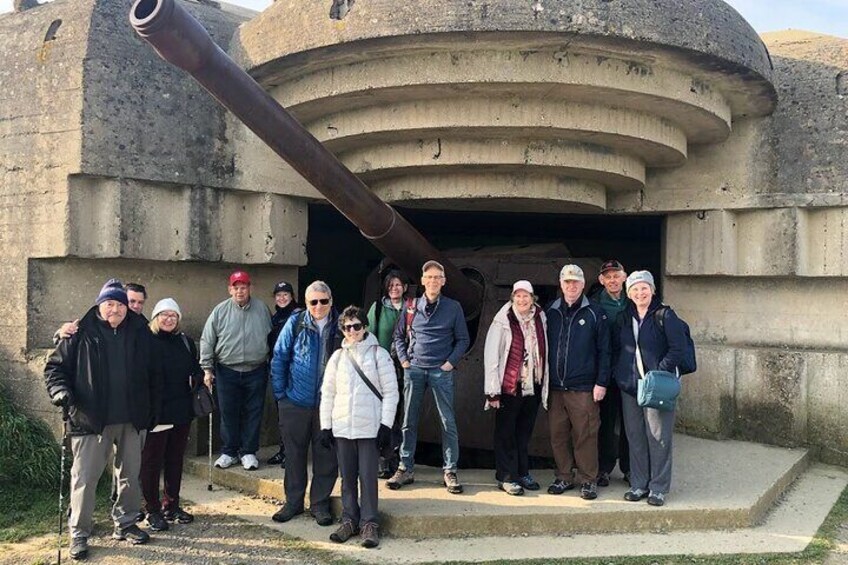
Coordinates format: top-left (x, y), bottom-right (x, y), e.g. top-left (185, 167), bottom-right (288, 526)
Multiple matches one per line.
top-left (241, 453), bottom-right (259, 470)
top-left (214, 454), bottom-right (239, 469)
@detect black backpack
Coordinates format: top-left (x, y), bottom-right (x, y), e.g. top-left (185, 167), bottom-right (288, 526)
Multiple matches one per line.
top-left (654, 306), bottom-right (697, 375)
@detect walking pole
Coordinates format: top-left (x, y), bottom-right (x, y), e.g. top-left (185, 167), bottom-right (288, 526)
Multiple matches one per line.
top-left (207, 411), bottom-right (213, 491)
top-left (57, 406), bottom-right (69, 565)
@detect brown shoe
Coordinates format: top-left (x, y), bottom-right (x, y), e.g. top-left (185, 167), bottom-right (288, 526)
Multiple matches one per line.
top-left (443, 471), bottom-right (464, 494)
top-left (386, 468), bottom-right (414, 490)
top-left (361, 521), bottom-right (379, 548)
top-left (329, 519), bottom-right (358, 543)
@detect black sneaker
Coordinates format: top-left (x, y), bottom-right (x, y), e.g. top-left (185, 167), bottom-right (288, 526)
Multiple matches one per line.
top-left (311, 508), bottom-right (334, 526)
top-left (271, 504), bottom-right (303, 523)
top-left (597, 472), bottom-right (610, 487)
top-left (624, 487), bottom-right (649, 502)
top-left (69, 537), bottom-right (89, 560)
top-left (580, 482), bottom-right (598, 500)
top-left (267, 449), bottom-right (285, 466)
top-left (648, 491), bottom-right (666, 506)
top-left (163, 507), bottom-right (194, 524)
top-left (518, 474), bottom-right (541, 491)
top-left (146, 510), bottom-right (169, 532)
top-left (443, 471), bottom-right (464, 494)
top-left (112, 524), bottom-right (150, 545)
top-left (547, 479), bottom-right (575, 495)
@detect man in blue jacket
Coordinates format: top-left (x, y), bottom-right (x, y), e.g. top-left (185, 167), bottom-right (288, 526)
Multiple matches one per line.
top-left (270, 280), bottom-right (341, 526)
top-left (544, 264), bottom-right (611, 500)
top-left (389, 260), bottom-right (470, 494)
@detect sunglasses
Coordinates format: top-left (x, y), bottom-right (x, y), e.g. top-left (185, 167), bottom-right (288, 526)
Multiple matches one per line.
top-left (308, 298), bottom-right (331, 306)
top-left (342, 323), bottom-right (364, 332)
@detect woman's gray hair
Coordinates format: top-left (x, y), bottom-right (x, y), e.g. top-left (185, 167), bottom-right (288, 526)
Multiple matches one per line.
top-left (305, 280), bottom-right (333, 299)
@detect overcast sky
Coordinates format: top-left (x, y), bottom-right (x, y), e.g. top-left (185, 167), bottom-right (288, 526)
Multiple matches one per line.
top-left (1, 0), bottom-right (846, 37)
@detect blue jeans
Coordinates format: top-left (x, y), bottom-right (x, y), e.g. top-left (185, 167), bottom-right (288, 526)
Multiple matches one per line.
top-left (215, 363), bottom-right (267, 457)
top-left (399, 366), bottom-right (459, 472)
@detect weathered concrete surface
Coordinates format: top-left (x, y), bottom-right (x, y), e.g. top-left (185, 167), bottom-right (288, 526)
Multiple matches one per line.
top-left (186, 435), bottom-right (810, 537)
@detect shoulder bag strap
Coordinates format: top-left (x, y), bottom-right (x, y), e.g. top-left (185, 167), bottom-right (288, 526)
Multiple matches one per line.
top-left (346, 349), bottom-right (383, 401)
top-left (632, 317), bottom-right (646, 379)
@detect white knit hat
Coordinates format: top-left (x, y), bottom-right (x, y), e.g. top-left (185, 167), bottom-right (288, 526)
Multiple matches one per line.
top-left (625, 270), bottom-right (656, 294)
top-left (151, 297), bottom-right (182, 320)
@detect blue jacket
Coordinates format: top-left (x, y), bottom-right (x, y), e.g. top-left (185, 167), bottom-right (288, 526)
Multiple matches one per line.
top-left (271, 309), bottom-right (341, 408)
top-left (611, 297), bottom-right (689, 397)
top-left (545, 295), bottom-right (611, 392)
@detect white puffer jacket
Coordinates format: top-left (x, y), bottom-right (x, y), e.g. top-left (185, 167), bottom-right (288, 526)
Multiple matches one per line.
top-left (320, 332), bottom-right (399, 440)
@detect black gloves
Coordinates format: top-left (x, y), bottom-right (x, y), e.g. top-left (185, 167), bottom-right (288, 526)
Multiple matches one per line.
top-left (51, 390), bottom-right (73, 409)
top-left (319, 429), bottom-right (335, 449)
top-left (377, 424), bottom-right (392, 451)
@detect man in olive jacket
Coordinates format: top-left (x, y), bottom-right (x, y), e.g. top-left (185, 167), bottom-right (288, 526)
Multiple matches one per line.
top-left (44, 279), bottom-right (162, 560)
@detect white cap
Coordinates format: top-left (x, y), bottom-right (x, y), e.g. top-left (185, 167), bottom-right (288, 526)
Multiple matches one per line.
top-left (151, 298), bottom-right (182, 320)
top-left (512, 280), bottom-right (534, 295)
top-left (559, 264), bottom-right (585, 282)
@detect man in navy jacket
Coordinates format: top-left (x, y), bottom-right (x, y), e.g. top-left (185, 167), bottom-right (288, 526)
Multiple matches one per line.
top-left (544, 264), bottom-right (611, 500)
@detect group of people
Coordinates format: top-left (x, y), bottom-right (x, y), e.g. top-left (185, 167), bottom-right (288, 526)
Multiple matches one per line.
top-left (43, 257), bottom-right (690, 560)
top-left (483, 260), bottom-right (689, 510)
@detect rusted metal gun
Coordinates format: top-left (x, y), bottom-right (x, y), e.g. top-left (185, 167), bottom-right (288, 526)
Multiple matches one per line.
top-left (129, 0), bottom-right (481, 315)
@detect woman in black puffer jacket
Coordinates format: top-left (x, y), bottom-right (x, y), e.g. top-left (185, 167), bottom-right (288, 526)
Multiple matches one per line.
top-left (140, 298), bottom-right (204, 531)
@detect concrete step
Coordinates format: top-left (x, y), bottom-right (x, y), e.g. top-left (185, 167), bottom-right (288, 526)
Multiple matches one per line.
top-left (184, 433), bottom-right (810, 538)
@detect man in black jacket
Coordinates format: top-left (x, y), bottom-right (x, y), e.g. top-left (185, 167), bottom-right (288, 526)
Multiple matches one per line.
top-left (544, 265), bottom-right (610, 501)
top-left (44, 279), bottom-right (162, 561)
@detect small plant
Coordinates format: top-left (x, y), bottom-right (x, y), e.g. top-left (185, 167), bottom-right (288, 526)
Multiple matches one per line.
top-left (0, 385), bottom-right (63, 488)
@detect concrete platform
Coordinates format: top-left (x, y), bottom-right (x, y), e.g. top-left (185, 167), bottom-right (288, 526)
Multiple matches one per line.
top-left (184, 434), bottom-right (812, 537)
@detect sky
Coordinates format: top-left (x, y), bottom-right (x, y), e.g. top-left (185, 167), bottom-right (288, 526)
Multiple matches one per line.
top-left (0, 0), bottom-right (846, 38)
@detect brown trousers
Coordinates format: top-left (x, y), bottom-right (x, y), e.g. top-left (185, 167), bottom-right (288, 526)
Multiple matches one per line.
top-left (547, 390), bottom-right (600, 484)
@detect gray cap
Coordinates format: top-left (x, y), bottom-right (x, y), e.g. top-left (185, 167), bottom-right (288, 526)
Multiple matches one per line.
top-left (625, 270), bottom-right (656, 293)
top-left (559, 264), bottom-right (585, 283)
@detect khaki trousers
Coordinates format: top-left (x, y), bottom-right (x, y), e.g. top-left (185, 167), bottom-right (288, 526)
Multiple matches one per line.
top-left (69, 424), bottom-right (145, 539)
top-left (547, 390), bottom-right (600, 484)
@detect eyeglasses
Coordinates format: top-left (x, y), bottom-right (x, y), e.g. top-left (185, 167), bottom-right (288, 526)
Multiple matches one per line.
top-left (342, 323), bottom-right (364, 332)
top-left (158, 313), bottom-right (179, 320)
top-left (308, 299), bottom-right (331, 306)
top-left (422, 275), bottom-right (444, 280)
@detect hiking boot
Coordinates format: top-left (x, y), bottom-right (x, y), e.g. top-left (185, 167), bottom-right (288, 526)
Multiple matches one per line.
top-left (69, 537), bottom-right (89, 560)
top-left (518, 474), bottom-right (540, 491)
top-left (386, 468), bottom-right (414, 490)
top-left (112, 524), bottom-right (150, 545)
top-left (241, 453), bottom-right (259, 471)
top-left (443, 471), bottom-right (464, 494)
top-left (267, 449), bottom-right (285, 466)
top-left (498, 481), bottom-right (525, 496)
top-left (647, 491), bottom-right (666, 506)
top-left (311, 508), bottom-right (334, 527)
top-left (624, 487), bottom-right (649, 502)
top-left (214, 454), bottom-right (239, 469)
top-left (360, 521), bottom-right (380, 548)
top-left (163, 507), bottom-right (194, 524)
top-left (329, 519), bottom-right (358, 543)
top-left (271, 504), bottom-right (303, 523)
top-left (146, 510), bottom-right (169, 532)
top-left (597, 472), bottom-right (610, 487)
top-left (580, 482), bottom-right (598, 500)
top-left (547, 479), bottom-right (575, 495)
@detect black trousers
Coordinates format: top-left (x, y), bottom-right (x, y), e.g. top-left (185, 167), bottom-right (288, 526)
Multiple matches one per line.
top-left (493, 392), bottom-right (540, 482)
top-left (598, 380), bottom-right (630, 475)
top-left (336, 437), bottom-right (379, 527)
top-left (278, 399), bottom-right (338, 513)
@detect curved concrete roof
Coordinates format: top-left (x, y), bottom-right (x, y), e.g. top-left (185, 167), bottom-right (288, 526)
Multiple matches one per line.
top-left (237, 0), bottom-right (776, 113)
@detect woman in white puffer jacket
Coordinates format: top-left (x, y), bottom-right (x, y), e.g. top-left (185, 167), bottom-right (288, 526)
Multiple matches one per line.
top-left (320, 305), bottom-right (398, 549)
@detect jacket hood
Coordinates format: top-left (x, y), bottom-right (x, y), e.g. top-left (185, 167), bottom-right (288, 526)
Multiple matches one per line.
top-left (626, 295), bottom-right (664, 317)
top-left (493, 301), bottom-right (541, 326)
top-left (79, 305), bottom-right (148, 333)
top-left (549, 294), bottom-right (590, 312)
top-left (304, 308), bottom-right (338, 328)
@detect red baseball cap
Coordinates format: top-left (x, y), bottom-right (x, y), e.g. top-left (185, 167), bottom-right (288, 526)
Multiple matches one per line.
top-left (229, 271), bottom-right (251, 285)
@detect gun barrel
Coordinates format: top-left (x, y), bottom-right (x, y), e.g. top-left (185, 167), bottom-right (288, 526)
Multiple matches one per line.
top-left (130, 0), bottom-right (481, 314)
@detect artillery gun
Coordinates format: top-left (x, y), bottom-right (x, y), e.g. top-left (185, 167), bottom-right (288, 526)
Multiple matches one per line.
top-left (130, 0), bottom-right (604, 459)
